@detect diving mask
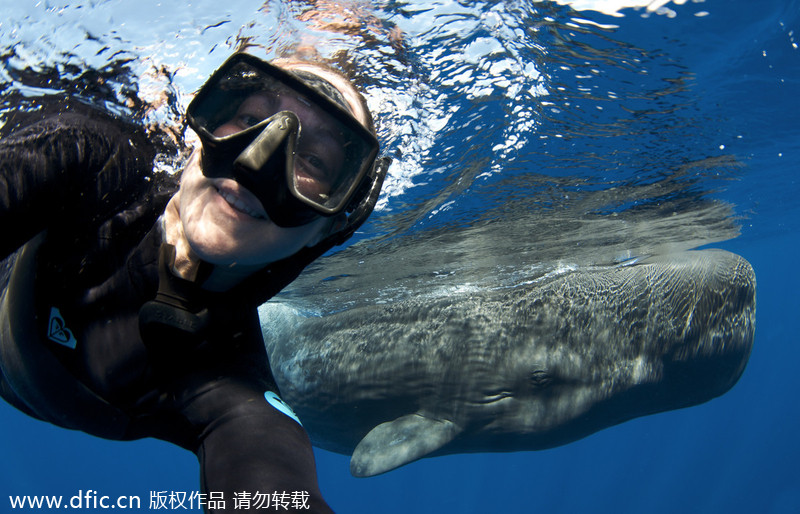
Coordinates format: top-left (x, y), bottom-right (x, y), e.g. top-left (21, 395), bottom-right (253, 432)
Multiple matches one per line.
top-left (186, 53), bottom-right (380, 227)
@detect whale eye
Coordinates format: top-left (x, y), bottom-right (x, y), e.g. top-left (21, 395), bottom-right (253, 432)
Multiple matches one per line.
top-left (530, 369), bottom-right (553, 388)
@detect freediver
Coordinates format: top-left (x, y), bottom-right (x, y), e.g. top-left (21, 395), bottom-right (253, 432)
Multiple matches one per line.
top-left (0, 52), bottom-right (387, 513)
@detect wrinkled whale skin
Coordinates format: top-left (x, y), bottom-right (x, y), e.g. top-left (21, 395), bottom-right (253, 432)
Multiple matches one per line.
top-left (261, 249), bottom-right (755, 477)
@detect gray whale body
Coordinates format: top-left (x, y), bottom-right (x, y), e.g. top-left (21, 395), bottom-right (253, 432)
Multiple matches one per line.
top-left (260, 249), bottom-right (755, 477)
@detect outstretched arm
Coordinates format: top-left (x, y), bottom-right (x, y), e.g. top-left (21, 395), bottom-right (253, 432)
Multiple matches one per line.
top-left (194, 385), bottom-right (334, 514)
top-left (166, 318), bottom-right (335, 514)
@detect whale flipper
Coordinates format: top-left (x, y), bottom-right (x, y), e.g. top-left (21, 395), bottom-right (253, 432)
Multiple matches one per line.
top-left (350, 414), bottom-right (463, 477)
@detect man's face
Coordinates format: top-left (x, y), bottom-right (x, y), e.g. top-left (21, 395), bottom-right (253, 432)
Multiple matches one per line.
top-left (176, 62), bottom-right (365, 268)
top-left (177, 147), bottom-right (330, 267)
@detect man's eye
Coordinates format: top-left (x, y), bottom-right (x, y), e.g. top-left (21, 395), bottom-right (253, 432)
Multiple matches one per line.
top-left (306, 154), bottom-right (325, 170)
top-left (237, 114), bottom-right (263, 128)
top-left (298, 153), bottom-right (329, 178)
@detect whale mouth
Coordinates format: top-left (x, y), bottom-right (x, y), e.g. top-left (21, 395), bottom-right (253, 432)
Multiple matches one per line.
top-left (475, 391), bottom-right (514, 405)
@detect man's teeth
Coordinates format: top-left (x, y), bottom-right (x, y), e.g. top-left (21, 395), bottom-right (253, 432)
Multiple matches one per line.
top-left (219, 189), bottom-right (265, 219)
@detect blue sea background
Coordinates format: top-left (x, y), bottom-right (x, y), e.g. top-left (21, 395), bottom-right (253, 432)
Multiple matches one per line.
top-left (1, 0), bottom-right (798, 512)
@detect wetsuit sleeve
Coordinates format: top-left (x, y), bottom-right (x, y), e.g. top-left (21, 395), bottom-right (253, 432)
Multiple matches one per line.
top-left (0, 112), bottom-right (155, 259)
top-left (194, 382), bottom-right (334, 514)
top-left (162, 315), bottom-right (334, 514)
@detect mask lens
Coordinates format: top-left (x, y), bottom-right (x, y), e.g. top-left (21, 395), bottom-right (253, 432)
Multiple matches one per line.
top-left (187, 55), bottom-right (378, 217)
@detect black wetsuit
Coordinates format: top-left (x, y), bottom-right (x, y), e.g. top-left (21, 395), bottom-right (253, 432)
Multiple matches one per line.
top-left (0, 111), bottom-right (333, 513)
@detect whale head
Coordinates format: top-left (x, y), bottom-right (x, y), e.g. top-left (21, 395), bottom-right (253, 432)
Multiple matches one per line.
top-left (347, 250), bottom-right (755, 476)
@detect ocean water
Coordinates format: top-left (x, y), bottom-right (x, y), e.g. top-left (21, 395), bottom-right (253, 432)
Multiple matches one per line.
top-left (1, 0), bottom-right (798, 513)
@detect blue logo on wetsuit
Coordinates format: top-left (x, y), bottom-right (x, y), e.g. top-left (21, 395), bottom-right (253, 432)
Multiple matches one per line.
top-left (264, 391), bottom-right (303, 426)
top-left (48, 307), bottom-right (77, 349)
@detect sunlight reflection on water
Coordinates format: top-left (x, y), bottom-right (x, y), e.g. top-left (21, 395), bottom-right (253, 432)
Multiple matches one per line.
top-left (0, 0), bottom-right (745, 309)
